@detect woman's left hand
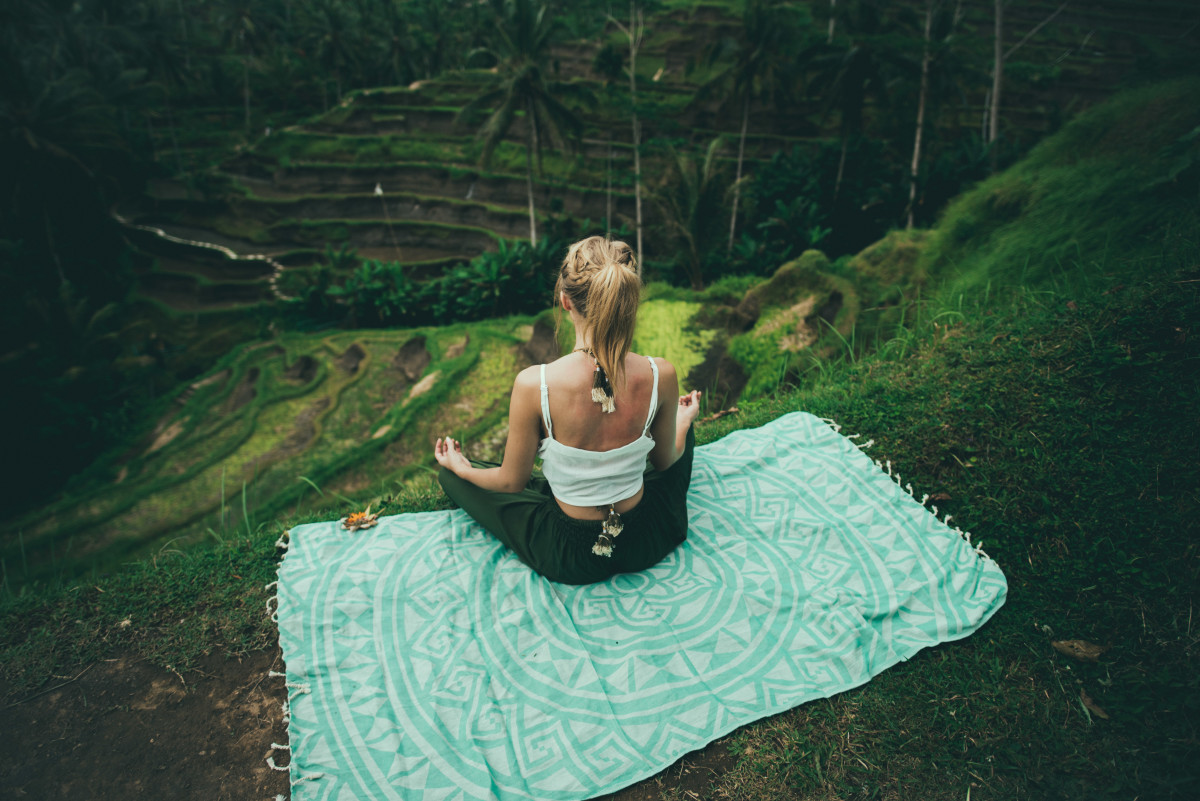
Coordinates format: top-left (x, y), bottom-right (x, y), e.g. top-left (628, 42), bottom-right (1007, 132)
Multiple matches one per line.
top-left (434, 436), bottom-right (472, 476)
top-left (677, 389), bottom-right (702, 428)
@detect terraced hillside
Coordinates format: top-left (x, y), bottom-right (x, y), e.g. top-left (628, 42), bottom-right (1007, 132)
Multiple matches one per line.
top-left (2, 259), bottom-right (867, 588)
top-left (8, 70), bottom-right (1197, 589)
top-left (122, 1), bottom-right (1197, 317)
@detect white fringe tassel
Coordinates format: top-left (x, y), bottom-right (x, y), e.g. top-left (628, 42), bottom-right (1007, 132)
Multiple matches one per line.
top-left (821, 416), bottom-right (992, 563)
top-left (265, 756), bottom-right (323, 782)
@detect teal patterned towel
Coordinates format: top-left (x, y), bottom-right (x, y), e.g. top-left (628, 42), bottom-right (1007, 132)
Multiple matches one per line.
top-left (274, 411), bottom-right (1007, 800)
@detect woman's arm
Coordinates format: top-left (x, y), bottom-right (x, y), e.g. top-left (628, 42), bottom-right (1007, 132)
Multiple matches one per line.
top-left (434, 366), bottom-right (542, 493)
top-left (648, 359), bottom-right (701, 471)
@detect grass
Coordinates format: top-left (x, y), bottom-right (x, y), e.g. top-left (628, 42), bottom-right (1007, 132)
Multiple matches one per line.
top-left (3, 257), bottom-right (1196, 799)
top-left (917, 78), bottom-right (1200, 298)
top-left (633, 296), bottom-right (718, 391)
top-left (0, 317), bottom-right (547, 589)
top-left (726, 250), bottom-right (862, 398)
top-left (5, 66), bottom-right (1200, 799)
top-left (690, 264), bottom-right (1200, 800)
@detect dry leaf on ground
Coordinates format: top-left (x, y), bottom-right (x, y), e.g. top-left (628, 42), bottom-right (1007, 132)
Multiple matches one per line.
top-left (1081, 689), bottom-right (1110, 720)
top-left (1052, 639), bottom-right (1110, 662)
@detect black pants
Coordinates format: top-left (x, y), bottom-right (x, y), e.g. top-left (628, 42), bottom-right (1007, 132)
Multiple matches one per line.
top-left (438, 427), bottom-right (695, 584)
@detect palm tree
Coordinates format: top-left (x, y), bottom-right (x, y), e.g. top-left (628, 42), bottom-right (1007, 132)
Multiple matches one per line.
top-left (219, 0), bottom-right (272, 131)
top-left (985, 1), bottom-right (1068, 171)
top-left (591, 41), bottom-right (624, 235)
top-left (609, 1), bottom-right (647, 273)
top-left (373, 0), bottom-right (418, 87)
top-left (650, 139), bottom-right (733, 290)
top-left (906, 0), bottom-right (967, 228)
top-left (458, 0), bottom-right (588, 246)
top-left (696, 0), bottom-right (814, 256)
top-left (810, 0), bottom-right (902, 205)
top-left (299, 0), bottom-right (360, 107)
top-left (0, 60), bottom-right (129, 286)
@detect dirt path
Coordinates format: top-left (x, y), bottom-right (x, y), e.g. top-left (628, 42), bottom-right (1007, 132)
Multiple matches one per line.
top-left (2, 649), bottom-right (734, 800)
top-left (1, 650), bottom-right (289, 800)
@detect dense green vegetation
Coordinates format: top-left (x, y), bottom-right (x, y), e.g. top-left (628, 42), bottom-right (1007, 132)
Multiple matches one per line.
top-left (4, 74), bottom-right (1195, 796)
top-left (1, 5), bottom-right (1198, 793)
top-left (6, 0), bottom-right (1195, 519)
top-left (4, 208), bottom-right (1196, 799)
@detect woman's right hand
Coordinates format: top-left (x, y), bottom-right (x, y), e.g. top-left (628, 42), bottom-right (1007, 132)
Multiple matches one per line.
top-left (434, 436), bottom-right (472, 477)
top-left (677, 389), bottom-right (702, 428)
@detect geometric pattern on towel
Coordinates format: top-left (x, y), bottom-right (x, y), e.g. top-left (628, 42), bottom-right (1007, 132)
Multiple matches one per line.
top-left (275, 411), bottom-right (1007, 800)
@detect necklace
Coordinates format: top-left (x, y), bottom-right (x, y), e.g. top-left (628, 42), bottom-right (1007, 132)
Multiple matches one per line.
top-left (573, 347), bottom-right (616, 413)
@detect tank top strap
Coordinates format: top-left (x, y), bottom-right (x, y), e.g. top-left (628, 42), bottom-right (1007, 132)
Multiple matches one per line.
top-left (643, 356), bottom-right (660, 434)
top-left (539, 363), bottom-right (554, 439)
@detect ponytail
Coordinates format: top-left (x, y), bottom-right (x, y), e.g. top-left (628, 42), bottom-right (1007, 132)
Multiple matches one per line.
top-left (555, 236), bottom-right (641, 406)
top-left (585, 257), bottom-right (640, 393)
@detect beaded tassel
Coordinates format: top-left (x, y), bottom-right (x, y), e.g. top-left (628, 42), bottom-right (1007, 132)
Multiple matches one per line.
top-left (592, 504), bottom-right (623, 557)
top-left (590, 359), bottom-right (616, 413)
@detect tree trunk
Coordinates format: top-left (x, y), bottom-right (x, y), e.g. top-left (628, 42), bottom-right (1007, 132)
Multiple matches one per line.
top-left (828, 0), bottom-right (837, 43)
top-left (629, 1), bottom-right (644, 277)
top-left (144, 112), bottom-right (157, 161)
top-left (908, 0), bottom-right (935, 230)
top-left (177, 0), bottom-right (190, 70)
top-left (989, 0), bottom-right (1003, 170)
top-left (526, 99), bottom-right (539, 247)
top-left (990, 1), bottom-right (1068, 171)
top-left (727, 95), bottom-right (749, 256)
top-left (981, 87), bottom-right (990, 142)
top-left (834, 135), bottom-right (848, 204)
top-left (165, 101), bottom-right (184, 173)
top-left (606, 132), bottom-right (613, 234)
top-left (44, 209), bottom-right (65, 285)
top-left (243, 49), bottom-right (251, 132)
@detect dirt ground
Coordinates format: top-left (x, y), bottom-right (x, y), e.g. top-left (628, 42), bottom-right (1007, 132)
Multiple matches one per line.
top-left (1, 648), bottom-right (734, 800)
top-left (1, 650), bottom-right (290, 800)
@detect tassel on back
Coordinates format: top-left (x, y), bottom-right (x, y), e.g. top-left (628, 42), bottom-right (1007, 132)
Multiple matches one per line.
top-left (590, 359), bottom-right (616, 413)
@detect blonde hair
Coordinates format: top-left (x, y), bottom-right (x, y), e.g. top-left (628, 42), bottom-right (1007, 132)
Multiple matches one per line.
top-left (555, 235), bottom-right (641, 394)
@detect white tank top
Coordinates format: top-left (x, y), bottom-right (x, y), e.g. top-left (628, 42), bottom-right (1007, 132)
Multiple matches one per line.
top-left (537, 356), bottom-right (660, 506)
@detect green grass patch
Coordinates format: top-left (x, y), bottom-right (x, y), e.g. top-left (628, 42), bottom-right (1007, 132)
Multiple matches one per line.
top-left (633, 297), bottom-right (717, 392)
top-left (6, 259), bottom-right (1196, 801)
top-left (918, 77), bottom-right (1200, 297)
top-left (728, 250), bottom-right (861, 399)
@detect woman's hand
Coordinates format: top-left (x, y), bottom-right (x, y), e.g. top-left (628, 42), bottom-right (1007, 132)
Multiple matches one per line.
top-left (434, 436), bottom-right (472, 476)
top-left (677, 389), bottom-right (702, 429)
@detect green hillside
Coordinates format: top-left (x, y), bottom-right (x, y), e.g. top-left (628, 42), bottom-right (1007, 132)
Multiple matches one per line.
top-left (4, 78), bottom-right (1197, 588)
top-left (3, 75), bottom-right (1198, 800)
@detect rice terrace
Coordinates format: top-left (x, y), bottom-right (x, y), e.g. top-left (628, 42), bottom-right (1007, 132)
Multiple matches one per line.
top-left (1, 1), bottom-right (1197, 799)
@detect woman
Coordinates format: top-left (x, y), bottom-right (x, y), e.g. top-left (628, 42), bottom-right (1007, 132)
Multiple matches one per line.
top-left (434, 235), bottom-right (701, 584)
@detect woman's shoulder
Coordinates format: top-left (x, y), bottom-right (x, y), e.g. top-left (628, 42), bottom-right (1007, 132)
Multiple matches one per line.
top-left (643, 354), bottom-right (677, 382)
top-left (514, 364), bottom-right (542, 391)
